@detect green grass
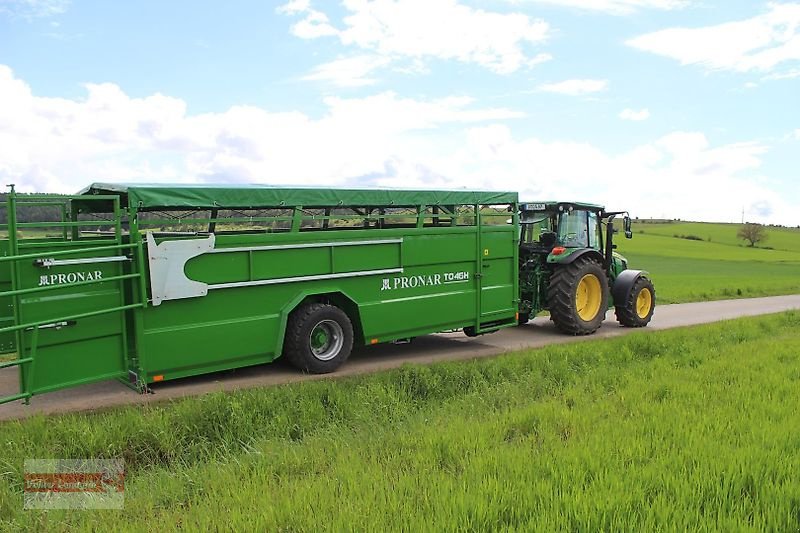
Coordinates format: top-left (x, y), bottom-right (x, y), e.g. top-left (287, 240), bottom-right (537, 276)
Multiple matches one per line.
top-left (615, 222), bottom-right (800, 303)
top-left (2, 312), bottom-right (800, 531)
top-left (616, 253), bottom-right (800, 303)
top-left (634, 220), bottom-right (800, 252)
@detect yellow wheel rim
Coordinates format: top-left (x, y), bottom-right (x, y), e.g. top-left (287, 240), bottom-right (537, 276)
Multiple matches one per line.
top-left (636, 288), bottom-right (652, 319)
top-left (576, 274), bottom-right (602, 321)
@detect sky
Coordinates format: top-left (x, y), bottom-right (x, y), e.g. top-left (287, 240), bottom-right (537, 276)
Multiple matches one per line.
top-left (0, 0), bottom-right (798, 225)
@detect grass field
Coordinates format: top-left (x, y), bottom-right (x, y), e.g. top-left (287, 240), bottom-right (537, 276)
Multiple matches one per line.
top-left (2, 312), bottom-right (800, 531)
top-left (634, 220), bottom-right (800, 252)
top-left (616, 221), bottom-right (800, 303)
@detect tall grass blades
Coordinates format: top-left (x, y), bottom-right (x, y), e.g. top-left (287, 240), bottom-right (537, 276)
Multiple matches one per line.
top-left (1, 312), bottom-right (800, 531)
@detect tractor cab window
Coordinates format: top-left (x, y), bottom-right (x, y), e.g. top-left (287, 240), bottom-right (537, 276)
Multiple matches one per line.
top-left (520, 214), bottom-right (554, 244)
top-left (557, 210), bottom-right (589, 248)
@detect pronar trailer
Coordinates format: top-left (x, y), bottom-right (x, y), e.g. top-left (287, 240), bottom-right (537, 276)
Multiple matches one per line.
top-left (0, 184), bottom-right (520, 404)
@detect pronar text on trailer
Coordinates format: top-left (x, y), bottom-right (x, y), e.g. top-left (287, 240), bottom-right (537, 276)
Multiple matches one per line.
top-left (0, 184), bottom-right (654, 405)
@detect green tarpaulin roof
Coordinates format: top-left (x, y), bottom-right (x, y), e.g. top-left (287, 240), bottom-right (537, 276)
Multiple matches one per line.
top-left (78, 183), bottom-right (517, 210)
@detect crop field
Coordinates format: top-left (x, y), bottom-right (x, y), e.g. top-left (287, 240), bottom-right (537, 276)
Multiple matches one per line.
top-left (2, 312), bottom-right (800, 531)
top-left (617, 221), bottom-right (800, 303)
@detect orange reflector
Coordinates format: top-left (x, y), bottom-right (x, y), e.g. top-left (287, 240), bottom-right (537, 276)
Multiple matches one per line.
top-left (515, 313), bottom-right (519, 320)
top-left (552, 246), bottom-right (566, 255)
top-left (370, 338), bottom-right (379, 344)
top-left (152, 375), bottom-right (164, 382)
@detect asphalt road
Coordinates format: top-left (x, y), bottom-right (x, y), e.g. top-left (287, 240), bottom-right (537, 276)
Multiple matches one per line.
top-left (2, 294), bottom-right (799, 421)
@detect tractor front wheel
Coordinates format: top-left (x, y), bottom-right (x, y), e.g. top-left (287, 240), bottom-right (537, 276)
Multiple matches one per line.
top-left (547, 258), bottom-right (609, 335)
top-left (615, 276), bottom-right (656, 327)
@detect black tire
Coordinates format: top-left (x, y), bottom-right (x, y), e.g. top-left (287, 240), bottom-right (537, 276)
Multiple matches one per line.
top-left (283, 303), bottom-right (354, 373)
top-left (547, 257), bottom-right (609, 335)
top-left (615, 276), bottom-right (656, 327)
top-left (517, 312), bottom-right (531, 326)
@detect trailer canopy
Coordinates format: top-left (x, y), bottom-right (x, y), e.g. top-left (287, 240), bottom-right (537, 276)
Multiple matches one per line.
top-left (79, 183), bottom-right (518, 211)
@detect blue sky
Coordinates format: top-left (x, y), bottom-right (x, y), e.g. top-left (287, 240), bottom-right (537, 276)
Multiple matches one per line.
top-left (0, 0), bottom-right (798, 224)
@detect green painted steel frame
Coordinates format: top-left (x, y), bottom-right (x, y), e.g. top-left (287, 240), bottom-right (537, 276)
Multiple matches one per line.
top-left (0, 188), bottom-right (147, 404)
top-left (1, 184), bottom-right (520, 402)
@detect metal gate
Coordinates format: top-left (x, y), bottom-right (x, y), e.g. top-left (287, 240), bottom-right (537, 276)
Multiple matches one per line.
top-left (0, 187), bottom-right (145, 405)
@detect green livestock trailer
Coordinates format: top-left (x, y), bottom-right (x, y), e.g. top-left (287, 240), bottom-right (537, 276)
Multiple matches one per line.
top-left (0, 184), bottom-right (654, 406)
top-left (0, 184), bottom-right (522, 405)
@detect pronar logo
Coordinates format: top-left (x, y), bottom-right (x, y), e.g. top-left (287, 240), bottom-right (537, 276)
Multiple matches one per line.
top-left (38, 271), bottom-right (104, 287)
top-left (380, 271), bottom-right (470, 291)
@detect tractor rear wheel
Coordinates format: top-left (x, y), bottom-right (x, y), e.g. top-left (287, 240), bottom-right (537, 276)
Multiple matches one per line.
top-left (615, 276), bottom-right (656, 327)
top-left (284, 303), bottom-right (354, 373)
top-left (547, 257), bottom-right (609, 335)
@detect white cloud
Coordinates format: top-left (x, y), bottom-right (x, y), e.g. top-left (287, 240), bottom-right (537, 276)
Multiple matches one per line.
top-left (518, 0), bottom-right (689, 15)
top-left (627, 2), bottom-right (800, 73)
top-left (302, 55), bottom-right (392, 87)
top-left (794, 129), bottom-right (800, 140)
top-left (619, 108), bottom-right (650, 121)
top-left (763, 68), bottom-right (800, 80)
top-left (0, 0), bottom-right (69, 18)
top-left (527, 52), bottom-right (554, 68)
top-left (277, 0), bottom-right (337, 38)
top-left (538, 79), bottom-right (608, 95)
top-left (0, 64), bottom-right (522, 193)
top-left (291, 10), bottom-right (338, 39)
top-left (279, 0), bottom-right (550, 74)
top-left (0, 65), bottom-right (793, 226)
top-left (454, 126), bottom-right (789, 224)
top-left (276, 0), bottom-right (309, 15)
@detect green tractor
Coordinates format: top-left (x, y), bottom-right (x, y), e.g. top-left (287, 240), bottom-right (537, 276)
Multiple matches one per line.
top-left (517, 201), bottom-right (655, 334)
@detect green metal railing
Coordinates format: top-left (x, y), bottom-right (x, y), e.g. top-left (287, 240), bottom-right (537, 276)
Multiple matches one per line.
top-left (0, 186), bottom-right (147, 405)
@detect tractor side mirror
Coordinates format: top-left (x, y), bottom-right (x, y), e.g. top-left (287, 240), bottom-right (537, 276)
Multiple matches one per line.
top-left (623, 216), bottom-right (633, 239)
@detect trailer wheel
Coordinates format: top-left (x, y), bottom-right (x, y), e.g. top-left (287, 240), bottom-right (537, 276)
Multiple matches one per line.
top-left (615, 276), bottom-right (656, 327)
top-left (284, 303), bottom-right (354, 373)
top-left (547, 257), bottom-right (609, 335)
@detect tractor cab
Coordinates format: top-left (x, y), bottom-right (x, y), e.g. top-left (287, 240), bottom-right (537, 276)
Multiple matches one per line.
top-left (516, 201), bottom-right (653, 335)
top-left (519, 201), bottom-right (632, 276)
top-left (519, 201), bottom-right (632, 246)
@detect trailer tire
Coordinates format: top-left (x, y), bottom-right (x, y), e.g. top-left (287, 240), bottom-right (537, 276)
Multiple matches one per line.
top-left (284, 303), bottom-right (354, 374)
top-left (547, 257), bottom-right (608, 335)
top-left (615, 276), bottom-right (655, 328)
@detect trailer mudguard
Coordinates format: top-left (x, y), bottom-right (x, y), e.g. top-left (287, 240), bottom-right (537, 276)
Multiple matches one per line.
top-left (274, 289), bottom-right (362, 357)
top-left (612, 269), bottom-right (648, 306)
top-left (548, 248), bottom-right (604, 265)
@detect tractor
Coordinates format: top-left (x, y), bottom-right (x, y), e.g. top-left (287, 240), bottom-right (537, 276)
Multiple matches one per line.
top-left (517, 201), bottom-right (655, 334)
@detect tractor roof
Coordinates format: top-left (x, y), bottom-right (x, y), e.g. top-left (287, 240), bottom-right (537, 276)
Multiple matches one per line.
top-left (520, 201), bottom-right (605, 213)
top-left (77, 183), bottom-right (518, 211)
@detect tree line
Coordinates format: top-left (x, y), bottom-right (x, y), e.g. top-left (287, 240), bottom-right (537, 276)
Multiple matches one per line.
top-left (0, 193), bottom-right (67, 224)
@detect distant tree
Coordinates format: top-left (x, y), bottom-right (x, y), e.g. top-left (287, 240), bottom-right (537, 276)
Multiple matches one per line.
top-left (737, 223), bottom-right (767, 247)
